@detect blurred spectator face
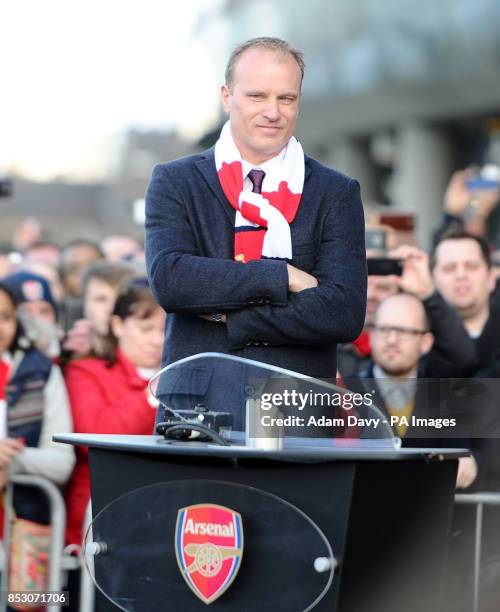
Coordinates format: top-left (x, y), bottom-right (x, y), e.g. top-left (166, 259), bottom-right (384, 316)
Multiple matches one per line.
top-left (13, 217), bottom-right (43, 251)
top-left (0, 289), bottom-right (16, 353)
top-left (111, 305), bottom-right (165, 369)
top-left (84, 278), bottom-right (120, 335)
top-left (365, 275), bottom-right (399, 327)
top-left (221, 47), bottom-right (302, 164)
top-left (101, 236), bottom-right (142, 262)
top-left (61, 244), bottom-right (103, 297)
top-left (19, 301), bottom-right (55, 325)
top-left (22, 260), bottom-right (65, 304)
top-left (371, 294), bottom-right (433, 377)
top-left (432, 238), bottom-right (495, 320)
top-left (1, 272), bottom-right (58, 326)
top-left (0, 254), bottom-right (13, 278)
top-left (24, 243), bottom-right (60, 265)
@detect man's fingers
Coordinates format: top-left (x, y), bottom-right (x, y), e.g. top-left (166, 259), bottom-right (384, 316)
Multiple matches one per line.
top-left (387, 245), bottom-right (427, 261)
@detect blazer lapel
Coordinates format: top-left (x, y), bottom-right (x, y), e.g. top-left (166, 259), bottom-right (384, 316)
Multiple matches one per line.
top-left (195, 146), bottom-right (314, 223)
top-left (195, 148), bottom-right (235, 224)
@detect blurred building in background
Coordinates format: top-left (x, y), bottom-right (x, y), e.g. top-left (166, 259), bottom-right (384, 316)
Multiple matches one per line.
top-left (198, 0), bottom-right (500, 247)
top-left (0, 129), bottom-right (192, 244)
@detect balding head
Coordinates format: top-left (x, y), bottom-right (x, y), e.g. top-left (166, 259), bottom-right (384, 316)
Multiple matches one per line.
top-left (371, 293), bottom-right (433, 377)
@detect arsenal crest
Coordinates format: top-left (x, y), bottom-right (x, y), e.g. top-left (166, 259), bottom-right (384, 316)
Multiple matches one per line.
top-left (175, 503), bottom-right (244, 604)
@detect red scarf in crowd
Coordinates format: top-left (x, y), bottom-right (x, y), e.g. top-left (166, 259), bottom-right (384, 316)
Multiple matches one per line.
top-left (214, 121), bottom-right (304, 263)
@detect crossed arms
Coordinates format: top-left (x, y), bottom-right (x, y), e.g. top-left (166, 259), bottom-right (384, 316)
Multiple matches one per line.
top-left (145, 163), bottom-right (367, 348)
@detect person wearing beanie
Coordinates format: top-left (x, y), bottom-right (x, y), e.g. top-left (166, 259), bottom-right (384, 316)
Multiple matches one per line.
top-left (0, 281), bottom-right (74, 528)
top-left (1, 271), bottom-right (57, 325)
top-left (1, 271), bottom-right (61, 357)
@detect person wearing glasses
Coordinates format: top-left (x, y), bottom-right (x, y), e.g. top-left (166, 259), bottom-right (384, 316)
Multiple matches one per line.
top-left (353, 292), bottom-right (479, 490)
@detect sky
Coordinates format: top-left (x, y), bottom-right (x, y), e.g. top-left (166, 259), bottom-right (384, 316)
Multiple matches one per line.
top-left (1, 1), bottom-right (223, 181)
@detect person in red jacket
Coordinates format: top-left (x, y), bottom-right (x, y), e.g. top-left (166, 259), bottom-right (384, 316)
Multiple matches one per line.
top-left (64, 281), bottom-right (165, 546)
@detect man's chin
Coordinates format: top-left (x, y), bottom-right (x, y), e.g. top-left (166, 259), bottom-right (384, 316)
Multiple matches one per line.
top-left (377, 363), bottom-right (413, 377)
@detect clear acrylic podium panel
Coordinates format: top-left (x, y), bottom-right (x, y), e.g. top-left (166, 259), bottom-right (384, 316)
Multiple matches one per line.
top-left (149, 352), bottom-right (400, 448)
top-left (85, 480), bottom-right (335, 612)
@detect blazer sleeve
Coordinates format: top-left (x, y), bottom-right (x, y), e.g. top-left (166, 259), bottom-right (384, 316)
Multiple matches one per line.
top-left (225, 178), bottom-right (367, 347)
top-left (145, 163), bottom-right (289, 314)
top-left (422, 291), bottom-right (479, 377)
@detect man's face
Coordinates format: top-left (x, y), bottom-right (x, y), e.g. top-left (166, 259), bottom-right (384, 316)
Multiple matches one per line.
top-left (432, 239), bottom-right (494, 319)
top-left (18, 301), bottom-right (56, 325)
top-left (371, 296), bottom-right (432, 377)
top-left (221, 48), bottom-right (301, 165)
top-left (365, 275), bottom-right (399, 327)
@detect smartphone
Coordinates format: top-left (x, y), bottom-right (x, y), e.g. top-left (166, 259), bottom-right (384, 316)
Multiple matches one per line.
top-left (466, 177), bottom-right (500, 191)
top-left (365, 229), bottom-right (387, 251)
top-left (466, 165), bottom-right (500, 191)
top-left (367, 258), bottom-right (403, 276)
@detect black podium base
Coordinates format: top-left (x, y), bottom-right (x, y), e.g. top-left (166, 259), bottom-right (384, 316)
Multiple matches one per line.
top-left (80, 438), bottom-right (458, 612)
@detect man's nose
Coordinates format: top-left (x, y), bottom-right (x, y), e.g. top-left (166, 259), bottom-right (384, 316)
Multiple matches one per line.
top-left (386, 329), bottom-right (400, 343)
top-left (263, 99), bottom-right (280, 121)
top-left (455, 264), bottom-right (468, 278)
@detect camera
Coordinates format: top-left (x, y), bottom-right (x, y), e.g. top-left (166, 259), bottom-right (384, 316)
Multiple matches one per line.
top-left (367, 257), bottom-right (403, 276)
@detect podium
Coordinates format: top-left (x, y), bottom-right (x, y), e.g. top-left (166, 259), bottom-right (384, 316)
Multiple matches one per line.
top-left (55, 433), bottom-right (464, 612)
top-left (55, 354), bottom-right (466, 611)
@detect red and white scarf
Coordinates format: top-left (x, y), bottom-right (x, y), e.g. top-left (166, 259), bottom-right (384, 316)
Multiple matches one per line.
top-left (214, 121), bottom-right (304, 263)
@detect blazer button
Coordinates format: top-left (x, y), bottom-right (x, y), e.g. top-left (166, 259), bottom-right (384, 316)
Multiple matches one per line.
top-left (245, 341), bottom-right (252, 347)
top-left (257, 298), bottom-right (264, 304)
top-left (252, 341), bottom-right (260, 347)
top-left (263, 341), bottom-right (269, 346)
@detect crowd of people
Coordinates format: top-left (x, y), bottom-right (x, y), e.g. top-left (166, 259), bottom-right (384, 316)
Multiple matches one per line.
top-left (0, 231), bottom-right (165, 606)
top-left (338, 168), bottom-right (500, 612)
top-left (0, 164), bottom-right (499, 610)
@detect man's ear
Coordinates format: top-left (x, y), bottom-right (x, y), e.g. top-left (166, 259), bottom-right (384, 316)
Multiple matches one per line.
top-left (420, 331), bottom-right (434, 356)
top-left (110, 315), bottom-right (123, 340)
top-left (221, 84), bottom-right (231, 113)
top-left (488, 268), bottom-right (497, 295)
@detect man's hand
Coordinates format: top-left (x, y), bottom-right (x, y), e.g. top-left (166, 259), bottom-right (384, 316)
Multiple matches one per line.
top-left (62, 319), bottom-right (95, 356)
top-left (444, 169), bottom-right (500, 235)
top-left (387, 246), bottom-right (434, 301)
top-left (287, 264), bottom-right (318, 293)
top-left (456, 456), bottom-right (478, 489)
top-left (0, 437), bottom-right (25, 468)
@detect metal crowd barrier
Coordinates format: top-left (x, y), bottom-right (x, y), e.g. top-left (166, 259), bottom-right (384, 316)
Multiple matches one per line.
top-left (454, 492), bottom-right (500, 612)
top-left (0, 474), bottom-right (94, 612)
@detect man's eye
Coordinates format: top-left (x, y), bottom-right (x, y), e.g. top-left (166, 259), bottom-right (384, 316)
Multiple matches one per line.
top-left (280, 97), bottom-right (294, 104)
top-left (249, 94), bottom-right (263, 99)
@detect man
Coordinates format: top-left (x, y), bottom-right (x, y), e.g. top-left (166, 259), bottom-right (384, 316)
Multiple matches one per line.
top-left (355, 292), bottom-right (478, 489)
top-left (1, 271), bottom-right (58, 325)
top-left (1, 271), bottom-right (61, 358)
top-left (430, 227), bottom-right (499, 373)
top-left (145, 37), bottom-right (366, 380)
top-left (338, 242), bottom-right (476, 379)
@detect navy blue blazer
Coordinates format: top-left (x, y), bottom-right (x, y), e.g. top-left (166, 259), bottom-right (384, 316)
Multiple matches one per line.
top-left (145, 147), bottom-right (366, 379)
